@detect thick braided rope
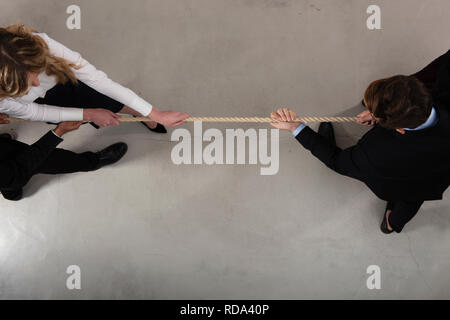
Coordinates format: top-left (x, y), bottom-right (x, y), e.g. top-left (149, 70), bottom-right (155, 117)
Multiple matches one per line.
top-left (6, 116), bottom-right (357, 123)
top-left (179, 116), bottom-right (357, 123)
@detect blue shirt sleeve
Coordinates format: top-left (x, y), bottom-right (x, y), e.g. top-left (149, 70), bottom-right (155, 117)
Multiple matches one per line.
top-left (292, 123), bottom-right (306, 137)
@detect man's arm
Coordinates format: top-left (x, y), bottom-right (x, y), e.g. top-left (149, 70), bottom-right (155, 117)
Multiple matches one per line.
top-left (270, 108), bottom-right (367, 180)
top-left (294, 126), bottom-right (366, 180)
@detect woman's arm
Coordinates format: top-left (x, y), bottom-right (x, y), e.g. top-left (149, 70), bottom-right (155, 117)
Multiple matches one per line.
top-left (0, 98), bottom-right (82, 122)
top-left (0, 99), bottom-right (121, 127)
top-left (36, 32), bottom-right (153, 117)
top-left (0, 113), bottom-right (10, 124)
top-left (36, 32), bottom-right (190, 127)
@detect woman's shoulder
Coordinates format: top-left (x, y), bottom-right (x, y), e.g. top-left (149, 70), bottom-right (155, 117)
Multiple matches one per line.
top-left (0, 97), bottom-right (23, 105)
top-left (30, 31), bottom-right (52, 48)
top-left (30, 32), bottom-right (66, 58)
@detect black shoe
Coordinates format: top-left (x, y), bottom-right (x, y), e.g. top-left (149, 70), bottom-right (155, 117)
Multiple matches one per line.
top-left (380, 201), bottom-right (395, 234)
top-left (318, 122), bottom-right (336, 146)
top-left (1, 188), bottom-right (23, 201)
top-left (133, 116), bottom-right (167, 134)
top-left (148, 123), bottom-right (167, 133)
top-left (93, 142), bottom-right (128, 170)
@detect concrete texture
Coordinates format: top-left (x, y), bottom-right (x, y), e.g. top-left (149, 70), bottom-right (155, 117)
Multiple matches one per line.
top-left (1, 0), bottom-right (450, 299)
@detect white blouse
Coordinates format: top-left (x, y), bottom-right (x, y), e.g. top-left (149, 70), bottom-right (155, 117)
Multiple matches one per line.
top-left (0, 32), bottom-right (153, 122)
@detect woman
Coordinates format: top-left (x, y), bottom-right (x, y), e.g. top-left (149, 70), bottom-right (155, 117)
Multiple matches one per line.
top-left (0, 24), bottom-right (189, 129)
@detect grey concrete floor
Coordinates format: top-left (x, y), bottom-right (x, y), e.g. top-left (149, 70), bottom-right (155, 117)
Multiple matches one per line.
top-left (1, 0), bottom-right (450, 299)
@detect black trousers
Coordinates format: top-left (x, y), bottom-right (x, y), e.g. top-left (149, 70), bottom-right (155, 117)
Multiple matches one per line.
top-left (0, 136), bottom-right (99, 181)
top-left (388, 200), bottom-right (424, 233)
top-left (0, 80), bottom-right (123, 190)
top-left (34, 80), bottom-right (125, 128)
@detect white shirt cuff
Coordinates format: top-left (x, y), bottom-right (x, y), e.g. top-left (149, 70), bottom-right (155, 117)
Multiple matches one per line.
top-left (129, 96), bottom-right (153, 117)
top-left (60, 107), bottom-right (84, 121)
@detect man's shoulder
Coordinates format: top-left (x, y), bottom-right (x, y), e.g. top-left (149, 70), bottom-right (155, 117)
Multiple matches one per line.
top-left (358, 125), bottom-right (393, 144)
top-left (432, 49), bottom-right (450, 103)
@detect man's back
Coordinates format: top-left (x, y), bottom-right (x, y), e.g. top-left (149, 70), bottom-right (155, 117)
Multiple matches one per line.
top-left (295, 49), bottom-right (450, 201)
top-left (356, 102), bottom-right (450, 201)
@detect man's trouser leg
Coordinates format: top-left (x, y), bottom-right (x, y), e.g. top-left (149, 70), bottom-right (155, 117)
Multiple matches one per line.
top-left (388, 200), bottom-right (425, 233)
top-left (1, 139), bottom-right (99, 199)
top-left (33, 148), bottom-right (99, 175)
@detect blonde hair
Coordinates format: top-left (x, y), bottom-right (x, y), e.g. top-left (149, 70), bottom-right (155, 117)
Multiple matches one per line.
top-left (0, 23), bottom-right (81, 99)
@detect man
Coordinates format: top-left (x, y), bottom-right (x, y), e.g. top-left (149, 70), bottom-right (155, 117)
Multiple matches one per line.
top-left (0, 113), bottom-right (128, 201)
top-left (270, 49), bottom-right (450, 234)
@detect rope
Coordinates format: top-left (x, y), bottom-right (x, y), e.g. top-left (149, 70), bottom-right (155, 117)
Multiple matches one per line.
top-left (5, 116), bottom-right (358, 123)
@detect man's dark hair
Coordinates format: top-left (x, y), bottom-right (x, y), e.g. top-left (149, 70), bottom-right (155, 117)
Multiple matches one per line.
top-left (363, 75), bottom-right (432, 130)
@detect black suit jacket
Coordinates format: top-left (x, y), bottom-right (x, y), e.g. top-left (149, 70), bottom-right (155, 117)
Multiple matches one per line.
top-left (295, 49), bottom-right (450, 201)
top-left (0, 131), bottom-right (63, 191)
